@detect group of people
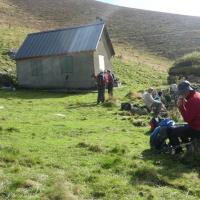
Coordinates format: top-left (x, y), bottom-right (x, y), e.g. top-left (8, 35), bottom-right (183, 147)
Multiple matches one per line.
top-left (96, 70), bottom-right (115, 104)
top-left (168, 81), bottom-right (200, 153)
top-left (149, 80), bottom-right (200, 154)
top-left (95, 70), bottom-right (200, 153)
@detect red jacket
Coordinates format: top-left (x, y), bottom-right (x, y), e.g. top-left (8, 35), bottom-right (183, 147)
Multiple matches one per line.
top-left (179, 91), bottom-right (200, 131)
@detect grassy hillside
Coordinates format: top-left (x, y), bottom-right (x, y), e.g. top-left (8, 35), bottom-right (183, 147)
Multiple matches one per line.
top-left (0, 25), bottom-right (36, 73)
top-left (2, 0), bottom-right (200, 58)
top-left (1, 76), bottom-right (200, 199)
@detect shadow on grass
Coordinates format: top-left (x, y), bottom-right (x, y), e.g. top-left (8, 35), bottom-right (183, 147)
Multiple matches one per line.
top-left (67, 102), bottom-right (97, 109)
top-left (142, 149), bottom-right (200, 180)
top-left (0, 89), bottom-right (94, 99)
top-left (127, 149), bottom-right (200, 197)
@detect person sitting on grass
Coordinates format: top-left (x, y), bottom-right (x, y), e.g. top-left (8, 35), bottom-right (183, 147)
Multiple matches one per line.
top-left (143, 87), bottom-right (166, 117)
top-left (167, 80), bottom-right (200, 154)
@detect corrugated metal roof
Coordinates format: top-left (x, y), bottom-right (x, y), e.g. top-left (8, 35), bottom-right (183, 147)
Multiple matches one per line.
top-left (15, 22), bottom-right (109, 60)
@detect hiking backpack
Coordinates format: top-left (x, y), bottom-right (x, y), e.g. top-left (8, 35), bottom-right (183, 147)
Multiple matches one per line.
top-left (97, 73), bottom-right (105, 86)
top-left (121, 103), bottom-right (132, 111)
top-left (150, 119), bottom-right (175, 151)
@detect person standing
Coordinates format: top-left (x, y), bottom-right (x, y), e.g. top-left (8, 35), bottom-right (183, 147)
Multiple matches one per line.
top-left (168, 80), bottom-right (200, 153)
top-left (96, 71), bottom-right (106, 104)
top-left (106, 70), bottom-right (115, 98)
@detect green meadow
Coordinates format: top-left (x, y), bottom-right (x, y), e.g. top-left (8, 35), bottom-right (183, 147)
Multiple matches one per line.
top-left (0, 56), bottom-right (200, 199)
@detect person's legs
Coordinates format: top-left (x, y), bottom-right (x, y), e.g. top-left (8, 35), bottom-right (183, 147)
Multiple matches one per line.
top-left (99, 88), bottom-right (103, 103)
top-left (102, 87), bottom-right (105, 103)
top-left (181, 127), bottom-right (200, 152)
top-left (97, 88), bottom-right (101, 104)
top-left (168, 125), bottom-right (190, 153)
top-left (99, 87), bottom-right (105, 103)
top-left (97, 86), bottom-right (104, 104)
top-left (152, 102), bottom-right (162, 117)
top-left (108, 84), bottom-right (113, 98)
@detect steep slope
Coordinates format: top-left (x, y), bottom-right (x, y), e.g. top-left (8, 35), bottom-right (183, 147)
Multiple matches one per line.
top-left (2, 0), bottom-right (200, 58)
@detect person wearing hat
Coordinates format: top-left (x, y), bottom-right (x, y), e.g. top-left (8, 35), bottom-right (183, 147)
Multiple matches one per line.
top-left (168, 80), bottom-right (200, 153)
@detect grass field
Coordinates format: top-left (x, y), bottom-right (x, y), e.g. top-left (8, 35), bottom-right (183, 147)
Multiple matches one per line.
top-left (1, 89), bottom-right (200, 200)
top-left (0, 56), bottom-right (200, 199)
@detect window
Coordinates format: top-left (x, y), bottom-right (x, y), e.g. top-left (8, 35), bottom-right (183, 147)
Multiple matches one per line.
top-left (60, 56), bottom-right (73, 74)
top-left (31, 60), bottom-right (42, 76)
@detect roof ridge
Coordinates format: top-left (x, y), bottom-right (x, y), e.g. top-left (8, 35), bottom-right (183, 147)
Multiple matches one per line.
top-left (29, 21), bottom-right (105, 36)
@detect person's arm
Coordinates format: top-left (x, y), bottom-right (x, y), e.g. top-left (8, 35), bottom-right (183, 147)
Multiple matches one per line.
top-left (151, 95), bottom-right (161, 104)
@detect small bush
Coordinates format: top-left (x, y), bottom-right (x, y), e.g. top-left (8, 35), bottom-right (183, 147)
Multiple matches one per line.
top-left (131, 119), bottom-right (147, 127)
top-left (130, 166), bottom-right (169, 186)
top-left (126, 90), bottom-right (142, 101)
top-left (5, 127), bottom-right (20, 133)
top-left (85, 175), bottom-right (97, 183)
top-left (0, 153), bottom-right (16, 163)
top-left (19, 155), bottom-right (42, 167)
top-left (77, 142), bottom-right (89, 148)
top-left (102, 97), bottom-right (119, 108)
top-left (23, 179), bottom-right (42, 189)
top-left (109, 146), bottom-right (127, 155)
top-left (0, 72), bottom-right (16, 87)
top-left (9, 178), bottom-right (25, 190)
top-left (3, 146), bottom-right (20, 155)
top-left (173, 51), bottom-right (200, 68)
top-left (92, 191), bottom-right (105, 198)
top-left (77, 142), bottom-right (104, 153)
top-left (101, 157), bottom-right (121, 169)
top-left (44, 181), bottom-right (77, 200)
top-left (88, 145), bottom-right (103, 153)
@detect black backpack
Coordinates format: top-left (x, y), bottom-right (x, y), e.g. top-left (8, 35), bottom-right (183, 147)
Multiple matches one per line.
top-left (121, 103), bottom-right (132, 111)
top-left (97, 73), bottom-right (105, 86)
